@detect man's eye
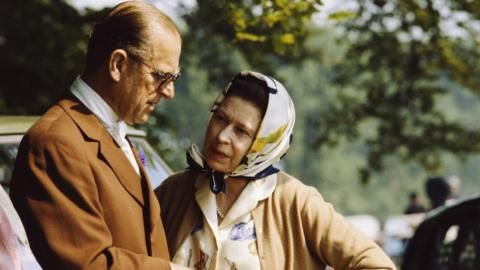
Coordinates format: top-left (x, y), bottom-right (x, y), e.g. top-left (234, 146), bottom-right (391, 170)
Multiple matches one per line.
top-left (151, 72), bottom-right (163, 81)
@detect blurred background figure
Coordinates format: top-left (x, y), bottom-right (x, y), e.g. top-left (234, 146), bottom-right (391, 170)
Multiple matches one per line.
top-left (446, 175), bottom-right (462, 204)
top-left (425, 176), bottom-right (451, 210)
top-left (404, 191), bottom-right (426, 214)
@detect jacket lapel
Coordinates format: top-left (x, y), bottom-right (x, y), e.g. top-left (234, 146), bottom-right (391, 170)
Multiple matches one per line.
top-left (58, 98), bottom-right (144, 206)
top-left (131, 142), bottom-right (159, 227)
top-left (130, 143), bottom-right (170, 257)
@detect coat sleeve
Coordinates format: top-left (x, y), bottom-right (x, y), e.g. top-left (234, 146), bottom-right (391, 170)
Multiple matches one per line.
top-left (10, 132), bottom-right (172, 270)
top-left (301, 188), bottom-right (396, 270)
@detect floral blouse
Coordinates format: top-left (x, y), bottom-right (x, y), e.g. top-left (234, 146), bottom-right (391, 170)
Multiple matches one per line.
top-left (172, 174), bottom-right (277, 270)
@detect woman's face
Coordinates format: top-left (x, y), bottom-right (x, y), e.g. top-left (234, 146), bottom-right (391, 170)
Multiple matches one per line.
top-left (203, 96), bottom-right (263, 173)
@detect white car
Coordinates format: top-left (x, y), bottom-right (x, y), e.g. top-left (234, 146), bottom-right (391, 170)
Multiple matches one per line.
top-left (0, 116), bottom-right (172, 191)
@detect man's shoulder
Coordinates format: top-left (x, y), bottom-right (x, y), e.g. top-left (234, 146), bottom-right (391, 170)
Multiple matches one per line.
top-left (24, 98), bottom-right (88, 147)
top-left (28, 106), bottom-right (70, 136)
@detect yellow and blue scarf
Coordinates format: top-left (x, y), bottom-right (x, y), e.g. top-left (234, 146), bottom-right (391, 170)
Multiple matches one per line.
top-left (187, 70), bottom-right (295, 193)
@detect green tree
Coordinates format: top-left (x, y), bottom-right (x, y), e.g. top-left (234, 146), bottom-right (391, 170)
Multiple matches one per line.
top-left (314, 0), bottom-right (480, 181)
top-left (0, 0), bottom-right (108, 114)
top-left (182, 0), bottom-right (323, 71)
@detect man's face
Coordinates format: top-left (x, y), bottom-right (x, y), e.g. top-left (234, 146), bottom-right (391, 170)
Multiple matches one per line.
top-left (120, 32), bottom-right (181, 125)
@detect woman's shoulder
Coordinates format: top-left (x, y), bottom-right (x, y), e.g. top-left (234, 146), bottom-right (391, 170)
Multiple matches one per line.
top-left (165, 169), bottom-right (197, 182)
top-left (273, 171), bottom-right (323, 201)
top-left (155, 169), bottom-right (198, 194)
top-left (275, 171), bottom-right (316, 192)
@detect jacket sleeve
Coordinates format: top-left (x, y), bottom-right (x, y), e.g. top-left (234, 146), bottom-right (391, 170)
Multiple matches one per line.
top-left (10, 132), bottom-right (172, 270)
top-left (301, 188), bottom-right (396, 270)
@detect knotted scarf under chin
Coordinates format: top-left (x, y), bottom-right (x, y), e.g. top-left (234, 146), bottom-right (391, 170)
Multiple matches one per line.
top-left (186, 144), bottom-right (278, 194)
top-left (186, 146), bottom-right (226, 193)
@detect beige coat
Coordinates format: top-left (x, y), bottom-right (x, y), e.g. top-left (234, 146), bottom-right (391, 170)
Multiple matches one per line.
top-left (10, 97), bottom-right (171, 270)
top-left (156, 170), bottom-right (396, 270)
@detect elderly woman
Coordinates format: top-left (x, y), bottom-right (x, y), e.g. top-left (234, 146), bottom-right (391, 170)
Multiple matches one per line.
top-left (155, 71), bottom-right (395, 270)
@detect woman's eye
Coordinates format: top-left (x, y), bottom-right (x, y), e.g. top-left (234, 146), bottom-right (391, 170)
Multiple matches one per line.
top-left (214, 114), bottom-right (227, 124)
top-left (236, 128), bottom-right (250, 137)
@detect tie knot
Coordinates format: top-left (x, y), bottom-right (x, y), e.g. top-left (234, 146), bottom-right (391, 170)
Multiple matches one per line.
top-left (117, 122), bottom-right (128, 138)
top-left (106, 122), bottom-right (129, 149)
top-left (108, 122), bottom-right (127, 140)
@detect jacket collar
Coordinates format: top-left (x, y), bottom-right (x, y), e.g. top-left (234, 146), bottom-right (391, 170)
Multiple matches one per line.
top-left (58, 97), bottom-right (145, 206)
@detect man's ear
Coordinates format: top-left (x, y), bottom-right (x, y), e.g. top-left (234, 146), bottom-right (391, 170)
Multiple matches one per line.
top-left (108, 49), bottom-right (128, 82)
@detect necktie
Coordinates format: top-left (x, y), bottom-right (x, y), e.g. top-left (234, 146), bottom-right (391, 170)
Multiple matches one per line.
top-left (0, 206), bottom-right (22, 270)
top-left (107, 122), bottom-right (127, 147)
top-left (107, 122), bottom-right (140, 175)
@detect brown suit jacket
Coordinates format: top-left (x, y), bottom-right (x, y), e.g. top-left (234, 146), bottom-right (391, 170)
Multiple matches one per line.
top-left (10, 97), bottom-right (171, 269)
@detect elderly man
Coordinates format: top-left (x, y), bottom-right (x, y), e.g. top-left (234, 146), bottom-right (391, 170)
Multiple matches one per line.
top-left (10, 1), bottom-right (188, 269)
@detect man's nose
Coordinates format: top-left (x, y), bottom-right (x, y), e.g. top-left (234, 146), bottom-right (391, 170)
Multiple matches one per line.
top-left (158, 82), bottom-right (175, 99)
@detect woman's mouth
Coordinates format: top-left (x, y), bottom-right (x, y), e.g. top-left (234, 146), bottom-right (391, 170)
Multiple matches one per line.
top-left (212, 148), bottom-right (229, 158)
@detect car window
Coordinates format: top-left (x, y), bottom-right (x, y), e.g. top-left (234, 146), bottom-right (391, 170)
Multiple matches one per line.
top-left (128, 136), bottom-right (172, 189)
top-left (0, 135), bottom-right (22, 191)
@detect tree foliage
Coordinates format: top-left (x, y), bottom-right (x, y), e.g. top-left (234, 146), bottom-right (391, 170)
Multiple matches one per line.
top-left (0, 0), bottom-right (105, 114)
top-left (183, 0), bottom-right (322, 71)
top-left (314, 0), bottom-right (480, 181)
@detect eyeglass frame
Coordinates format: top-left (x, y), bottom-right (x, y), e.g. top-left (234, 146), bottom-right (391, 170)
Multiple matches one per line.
top-left (126, 52), bottom-right (181, 89)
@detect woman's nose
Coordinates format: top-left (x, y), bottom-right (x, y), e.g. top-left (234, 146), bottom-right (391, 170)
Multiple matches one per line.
top-left (217, 126), bottom-right (233, 143)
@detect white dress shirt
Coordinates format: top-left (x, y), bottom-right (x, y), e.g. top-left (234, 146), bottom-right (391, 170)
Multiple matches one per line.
top-left (70, 76), bottom-right (140, 175)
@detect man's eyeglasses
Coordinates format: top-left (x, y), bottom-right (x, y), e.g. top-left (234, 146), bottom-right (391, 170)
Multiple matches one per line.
top-left (127, 53), bottom-right (181, 88)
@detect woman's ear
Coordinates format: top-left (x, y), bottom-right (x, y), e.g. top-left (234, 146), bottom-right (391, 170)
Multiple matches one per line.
top-left (108, 49), bottom-right (128, 82)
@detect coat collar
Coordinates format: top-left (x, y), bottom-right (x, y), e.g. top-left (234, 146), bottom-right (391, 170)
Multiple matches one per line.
top-left (58, 97), bottom-right (145, 206)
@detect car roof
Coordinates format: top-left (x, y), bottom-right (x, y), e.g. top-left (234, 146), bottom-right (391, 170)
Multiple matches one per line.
top-left (0, 116), bottom-right (39, 135)
top-left (0, 116), bottom-right (146, 136)
top-left (402, 193), bottom-right (480, 270)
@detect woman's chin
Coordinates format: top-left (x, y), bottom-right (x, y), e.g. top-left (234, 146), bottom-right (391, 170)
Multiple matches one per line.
top-left (206, 160), bottom-right (229, 173)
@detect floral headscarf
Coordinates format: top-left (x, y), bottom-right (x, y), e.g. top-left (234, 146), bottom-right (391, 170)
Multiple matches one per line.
top-left (187, 70), bottom-right (295, 193)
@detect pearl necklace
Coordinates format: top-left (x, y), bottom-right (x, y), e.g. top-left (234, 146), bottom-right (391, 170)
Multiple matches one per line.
top-left (216, 206), bottom-right (225, 219)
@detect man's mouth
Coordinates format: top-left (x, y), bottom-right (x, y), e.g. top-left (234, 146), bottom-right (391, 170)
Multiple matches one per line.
top-left (147, 101), bottom-right (156, 110)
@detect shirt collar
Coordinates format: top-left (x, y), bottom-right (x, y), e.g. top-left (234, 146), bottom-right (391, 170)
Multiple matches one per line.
top-left (70, 76), bottom-right (127, 138)
top-left (195, 172), bottom-right (277, 228)
top-left (195, 173), bottom-right (277, 200)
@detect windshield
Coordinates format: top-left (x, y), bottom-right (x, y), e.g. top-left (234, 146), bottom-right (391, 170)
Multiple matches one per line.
top-left (0, 135), bottom-right (22, 191)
